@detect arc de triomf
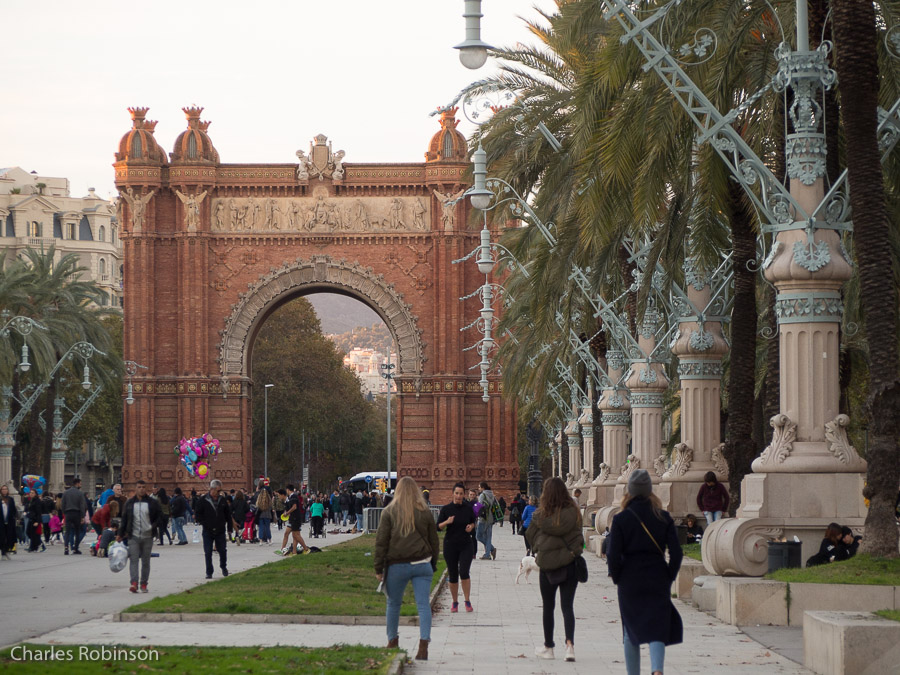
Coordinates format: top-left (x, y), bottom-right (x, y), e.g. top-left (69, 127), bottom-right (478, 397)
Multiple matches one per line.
top-left (115, 106), bottom-right (517, 499)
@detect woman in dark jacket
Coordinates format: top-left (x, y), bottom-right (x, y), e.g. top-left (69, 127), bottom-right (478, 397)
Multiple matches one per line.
top-left (155, 488), bottom-right (173, 545)
top-left (607, 469), bottom-right (683, 675)
top-left (231, 490), bottom-right (248, 546)
top-left (0, 484), bottom-right (18, 559)
top-left (26, 492), bottom-right (44, 552)
top-left (805, 523), bottom-right (845, 566)
top-left (525, 477), bottom-right (584, 663)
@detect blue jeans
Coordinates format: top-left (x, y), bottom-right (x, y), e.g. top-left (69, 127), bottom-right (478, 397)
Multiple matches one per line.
top-left (172, 517), bottom-right (186, 543)
top-left (385, 561), bottom-right (433, 641)
top-left (342, 510), bottom-right (350, 526)
top-left (258, 517), bottom-right (271, 542)
top-left (624, 627), bottom-right (664, 675)
top-left (476, 520), bottom-right (494, 558)
top-left (703, 510), bottom-right (723, 527)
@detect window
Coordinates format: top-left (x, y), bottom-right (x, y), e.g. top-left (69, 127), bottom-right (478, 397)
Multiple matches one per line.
top-left (99, 258), bottom-right (107, 276)
top-left (67, 223), bottom-right (76, 240)
top-left (132, 135), bottom-right (143, 158)
top-left (98, 226), bottom-right (105, 242)
top-left (28, 221), bottom-right (42, 237)
top-left (443, 132), bottom-right (453, 158)
top-left (187, 134), bottom-right (198, 159)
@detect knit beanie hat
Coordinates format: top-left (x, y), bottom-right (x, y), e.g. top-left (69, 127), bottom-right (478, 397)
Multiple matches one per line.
top-left (627, 469), bottom-right (652, 498)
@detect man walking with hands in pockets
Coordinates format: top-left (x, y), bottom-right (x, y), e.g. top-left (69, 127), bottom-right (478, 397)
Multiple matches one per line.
top-left (195, 479), bottom-right (233, 579)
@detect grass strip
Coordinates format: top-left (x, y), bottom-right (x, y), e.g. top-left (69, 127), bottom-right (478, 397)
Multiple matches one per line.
top-left (0, 644), bottom-right (398, 674)
top-left (682, 543), bottom-right (702, 562)
top-left (766, 555), bottom-right (900, 586)
top-left (126, 535), bottom-right (446, 616)
top-left (874, 609), bottom-right (900, 623)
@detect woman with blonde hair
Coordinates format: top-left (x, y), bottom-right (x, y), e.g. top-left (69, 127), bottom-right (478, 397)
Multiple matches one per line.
top-left (374, 476), bottom-right (439, 661)
top-left (525, 477), bottom-right (584, 662)
top-left (606, 469), bottom-right (683, 675)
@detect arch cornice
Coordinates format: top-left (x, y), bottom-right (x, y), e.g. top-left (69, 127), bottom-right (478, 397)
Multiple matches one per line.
top-left (218, 254), bottom-right (426, 380)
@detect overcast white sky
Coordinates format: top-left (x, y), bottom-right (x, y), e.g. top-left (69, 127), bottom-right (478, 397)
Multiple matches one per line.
top-left (1, 1), bottom-right (557, 199)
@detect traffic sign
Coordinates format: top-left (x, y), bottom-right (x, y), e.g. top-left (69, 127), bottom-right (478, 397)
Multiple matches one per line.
top-left (365, 475), bottom-right (373, 484)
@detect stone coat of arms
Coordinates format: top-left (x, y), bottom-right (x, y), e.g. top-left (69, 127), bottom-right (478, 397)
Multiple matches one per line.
top-left (296, 134), bottom-right (345, 181)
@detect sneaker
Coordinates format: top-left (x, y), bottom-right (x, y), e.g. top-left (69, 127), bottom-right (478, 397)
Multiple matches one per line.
top-left (73, 549), bottom-right (81, 555)
top-left (535, 646), bottom-right (554, 660)
top-left (129, 582), bottom-right (138, 593)
top-left (140, 583), bottom-right (148, 593)
top-left (222, 568), bottom-right (229, 576)
top-left (302, 548), bottom-right (311, 555)
top-left (565, 644), bottom-right (575, 662)
top-left (490, 547), bottom-right (497, 560)
top-left (480, 555), bottom-right (491, 560)
top-left (451, 602), bottom-right (459, 613)
top-left (205, 574), bottom-right (212, 579)
top-left (465, 601), bottom-right (474, 613)
top-left (64, 548), bottom-right (69, 555)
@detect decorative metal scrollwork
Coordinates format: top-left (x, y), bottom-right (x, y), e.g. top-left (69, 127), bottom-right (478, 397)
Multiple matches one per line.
top-left (792, 238), bottom-right (831, 272)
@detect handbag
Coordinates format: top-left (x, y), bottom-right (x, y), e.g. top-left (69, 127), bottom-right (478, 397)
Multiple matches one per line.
top-left (574, 554), bottom-right (588, 583)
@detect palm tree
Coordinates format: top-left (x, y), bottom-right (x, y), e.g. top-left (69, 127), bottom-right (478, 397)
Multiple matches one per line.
top-left (829, 0), bottom-right (900, 556)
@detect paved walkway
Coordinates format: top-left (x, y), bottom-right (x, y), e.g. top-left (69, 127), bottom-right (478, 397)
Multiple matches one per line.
top-left (23, 525), bottom-right (811, 673)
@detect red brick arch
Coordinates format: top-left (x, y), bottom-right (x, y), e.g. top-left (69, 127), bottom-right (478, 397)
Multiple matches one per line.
top-left (115, 109), bottom-right (518, 501)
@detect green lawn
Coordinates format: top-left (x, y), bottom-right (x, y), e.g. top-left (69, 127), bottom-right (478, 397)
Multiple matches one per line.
top-left (126, 535), bottom-right (446, 616)
top-left (875, 609), bottom-right (900, 622)
top-left (682, 543), bottom-right (702, 561)
top-left (0, 645), bottom-right (398, 674)
top-left (766, 555), bottom-right (900, 586)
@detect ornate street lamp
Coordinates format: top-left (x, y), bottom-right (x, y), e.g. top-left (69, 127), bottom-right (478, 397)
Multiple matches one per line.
top-left (454, 0), bottom-right (492, 70)
top-left (380, 358), bottom-right (396, 487)
top-left (264, 383), bottom-right (274, 479)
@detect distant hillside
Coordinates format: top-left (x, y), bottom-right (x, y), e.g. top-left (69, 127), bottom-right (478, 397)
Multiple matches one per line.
top-left (306, 293), bottom-right (382, 334)
top-left (329, 322), bottom-right (394, 356)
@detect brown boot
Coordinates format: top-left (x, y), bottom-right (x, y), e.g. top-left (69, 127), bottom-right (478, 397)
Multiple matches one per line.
top-left (415, 639), bottom-right (429, 661)
top-left (386, 637), bottom-right (399, 649)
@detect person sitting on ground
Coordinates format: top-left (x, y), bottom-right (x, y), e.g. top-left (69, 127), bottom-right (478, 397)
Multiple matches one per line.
top-left (683, 514), bottom-right (704, 543)
top-left (837, 526), bottom-right (862, 559)
top-left (805, 522), bottom-right (845, 567)
top-left (95, 518), bottom-right (119, 557)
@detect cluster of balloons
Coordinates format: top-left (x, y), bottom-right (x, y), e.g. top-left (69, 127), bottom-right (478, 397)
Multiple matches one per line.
top-left (22, 474), bottom-right (46, 495)
top-left (175, 434), bottom-right (221, 478)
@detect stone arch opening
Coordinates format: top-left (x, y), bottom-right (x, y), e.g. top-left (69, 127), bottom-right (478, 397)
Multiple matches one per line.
top-left (218, 254), bottom-right (426, 383)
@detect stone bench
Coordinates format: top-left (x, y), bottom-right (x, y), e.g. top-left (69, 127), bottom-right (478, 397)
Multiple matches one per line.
top-left (716, 578), bottom-right (900, 626)
top-left (803, 611), bottom-right (900, 675)
top-left (674, 558), bottom-right (706, 600)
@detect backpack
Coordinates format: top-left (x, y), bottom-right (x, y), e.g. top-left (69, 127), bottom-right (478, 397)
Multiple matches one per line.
top-left (161, 502), bottom-right (171, 516)
top-left (491, 499), bottom-right (504, 523)
top-left (511, 505), bottom-right (520, 519)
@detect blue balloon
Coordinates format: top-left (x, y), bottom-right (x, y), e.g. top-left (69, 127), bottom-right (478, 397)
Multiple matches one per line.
top-left (188, 450), bottom-right (197, 462)
top-left (22, 486), bottom-right (30, 494)
top-left (36, 487), bottom-right (43, 495)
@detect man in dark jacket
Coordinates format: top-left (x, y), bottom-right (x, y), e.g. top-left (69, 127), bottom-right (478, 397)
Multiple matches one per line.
top-left (117, 480), bottom-right (161, 593)
top-left (339, 490), bottom-right (351, 527)
top-left (194, 479), bottom-right (233, 578)
top-left (41, 492), bottom-right (55, 544)
top-left (170, 487), bottom-right (189, 545)
top-left (61, 477), bottom-right (88, 555)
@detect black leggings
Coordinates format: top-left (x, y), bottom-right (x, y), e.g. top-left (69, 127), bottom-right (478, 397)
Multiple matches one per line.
top-left (443, 538), bottom-right (474, 584)
top-left (539, 563), bottom-right (578, 648)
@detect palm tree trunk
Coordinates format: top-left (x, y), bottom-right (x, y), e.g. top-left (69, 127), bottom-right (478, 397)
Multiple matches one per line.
top-left (830, 0), bottom-right (900, 557)
top-left (723, 181), bottom-right (759, 514)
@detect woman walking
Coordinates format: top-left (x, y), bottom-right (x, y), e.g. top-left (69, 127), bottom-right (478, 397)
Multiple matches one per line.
top-left (0, 485), bottom-right (18, 560)
top-left (525, 477), bottom-right (584, 662)
top-left (155, 488), bottom-right (173, 545)
top-left (231, 490), bottom-right (248, 546)
top-left (607, 469), bottom-right (683, 675)
top-left (437, 482), bottom-right (477, 613)
top-left (374, 476), bottom-right (439, 661)
top-left (255, 488), bottom-right (273, 545)
top-left (520, 495), bottom-right (538, 554)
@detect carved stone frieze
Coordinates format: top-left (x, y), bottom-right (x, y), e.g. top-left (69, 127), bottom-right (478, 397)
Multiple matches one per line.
top-left (620, 454), bottom-right (640, 479)
top-left (653, 454), bottom-right (667, 478)
top-left (210, 190), bottom-right (430, 234)
top-left (218, 255), bottom-right (426, 380)
top-left (601, 412), bottom-right (630, 426)
top-left (676, 359), bottom-right (723, 379)
top-left (662, 443), bottom-right (693, 479)
top-left (593, 462), bottom-right (610, 484)
top-left (710, 443), bottom-right (729, 479)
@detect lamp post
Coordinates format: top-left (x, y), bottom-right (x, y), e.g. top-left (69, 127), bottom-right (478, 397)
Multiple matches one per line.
top-left (264, 383), bottom-right (274, 480)
top-left (526, 419), bottom-right (543, 498)
top-left (380, 358), bottom-right (395, 489)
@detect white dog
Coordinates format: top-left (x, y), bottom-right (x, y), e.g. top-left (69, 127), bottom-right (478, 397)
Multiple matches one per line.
top-left (515, 555), bottom-right (539, 584)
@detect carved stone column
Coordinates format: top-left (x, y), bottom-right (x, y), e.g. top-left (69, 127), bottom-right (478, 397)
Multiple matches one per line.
top-left (619, 310), bottom-right (668, 500)
top-left (590, 350), bottom-right (630, 513)
top-left (658, 264), bottom-right (730, 518)
top-left (49, 449), bottom-right (67, 496)
top-left (565, 412), bottom-right (582, 488)
top-left (704, 42), bottom-right (867, 575)
top-left (577, 401), bottom-right (594, 487)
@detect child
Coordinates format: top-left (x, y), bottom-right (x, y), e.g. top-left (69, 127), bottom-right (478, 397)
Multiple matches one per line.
top-left (48, 511), bottom-right (63, 544)
top-left (241, 507), bottom-right (257, 543)
top-left (93, 518), bottom-right (119, 557)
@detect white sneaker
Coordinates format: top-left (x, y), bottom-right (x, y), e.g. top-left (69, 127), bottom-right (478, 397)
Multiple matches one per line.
top-left (535, 646), bottom-right (554, 660)
top-left (565, 644), bottom-right (575, 662)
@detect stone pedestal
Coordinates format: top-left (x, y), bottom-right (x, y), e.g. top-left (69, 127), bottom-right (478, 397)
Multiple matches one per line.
top-left (588, 350), bottom-right (630, 510)
top-left (565, 413), bottom-right (582, 483)
top-left (49, 449), bottom-right (67, 495)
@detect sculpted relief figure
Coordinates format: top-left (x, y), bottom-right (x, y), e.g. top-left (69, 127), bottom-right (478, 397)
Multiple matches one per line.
top-left (296, 150), bottom-right (310, 180)
top-left (175, 189), bottom-right (208, 231)
top-left (433, 189), bottom-right (465, 231)
top-left (412, 197), bottom-right (427, 230)
top-left (388, 198), bottom-right (405, 229)
top-left (332, 150), bottom-right (345, 181)
top-left (214, 201), bottom-right (226, 231)
top-left (121, 187), bottom-right (156, 232)
top-left (352, 200), bottom-right (370, 230)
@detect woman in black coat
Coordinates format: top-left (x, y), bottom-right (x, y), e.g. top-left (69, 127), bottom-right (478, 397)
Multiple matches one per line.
top-left (606, 469), bottom-right (683, 675)
top-left (0, 485), bottom-right (18, 559)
